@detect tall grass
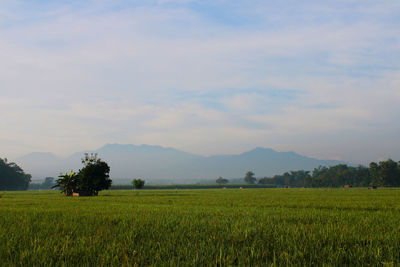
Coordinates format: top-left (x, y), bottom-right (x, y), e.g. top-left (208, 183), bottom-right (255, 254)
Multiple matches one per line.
top-left (0, 188), bottom-right (399, 266)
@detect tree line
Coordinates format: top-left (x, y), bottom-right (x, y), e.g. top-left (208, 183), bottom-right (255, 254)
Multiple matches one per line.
top-left (215, 159), bottom-right (400, 188)
top-left (2, 156), bottom-right (400, 191)
top-left (29, 177), bottom-right (56, 190)
top-left (257, 159), bottom-right (400, 187)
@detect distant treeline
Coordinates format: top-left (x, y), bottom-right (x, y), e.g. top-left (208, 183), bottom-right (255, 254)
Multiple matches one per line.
top-left (258, 159), bottom-right (400, 188)
top-left (111, 184), bottom-right (275, 190)
top-left (28, 177), bottom-right (56, 190)
top-left (2, 157), bottom-right (400, 191)
top-left (0, 158), bottom-right (31, 191)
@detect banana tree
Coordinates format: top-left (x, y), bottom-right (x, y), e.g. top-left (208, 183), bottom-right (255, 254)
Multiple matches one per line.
top-left (53, 170), bottom-right (78, 196)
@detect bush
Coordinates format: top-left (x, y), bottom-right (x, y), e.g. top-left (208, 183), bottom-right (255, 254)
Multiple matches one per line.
top-left (132, 179), bottom-right (145, 189)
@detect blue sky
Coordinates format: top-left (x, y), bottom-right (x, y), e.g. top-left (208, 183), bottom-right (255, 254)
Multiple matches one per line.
top-left (1, 0), bottom-right (400, 164)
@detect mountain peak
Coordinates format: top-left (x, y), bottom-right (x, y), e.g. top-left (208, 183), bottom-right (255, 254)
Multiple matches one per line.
top-left (15, 144), bottom-right (347, 180)
top-left (99, 143), bottom-right (138, 151)
top-left (242, 147), bottom-right (276, 155)
top-left (97, 143), bottom-right (184, 154)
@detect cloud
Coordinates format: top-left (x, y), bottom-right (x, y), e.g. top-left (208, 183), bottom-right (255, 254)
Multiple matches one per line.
top-left (0, 0), bottom-right (399, 163)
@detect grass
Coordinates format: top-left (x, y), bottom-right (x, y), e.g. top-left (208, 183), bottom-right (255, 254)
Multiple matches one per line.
top-left (110, 184), bottom-right (275, 190)
top-left (0, 188), bottom-right (399, 266)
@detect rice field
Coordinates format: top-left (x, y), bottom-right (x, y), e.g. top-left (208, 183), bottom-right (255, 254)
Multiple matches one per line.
top-left (0, 188), bottom-right (399, 266)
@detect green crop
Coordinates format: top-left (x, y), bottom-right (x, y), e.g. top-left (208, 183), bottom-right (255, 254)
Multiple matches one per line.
top-left (0, 188), bottom-right (399, 266)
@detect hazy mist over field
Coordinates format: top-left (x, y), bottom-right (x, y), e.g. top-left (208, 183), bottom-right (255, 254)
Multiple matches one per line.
top-left (1, 1), bottom-right (400, 164)
top-left (15, 144), bottom-right (346, 182)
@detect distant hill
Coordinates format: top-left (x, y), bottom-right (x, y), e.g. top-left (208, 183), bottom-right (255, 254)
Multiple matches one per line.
top-left (14, 144), bottom-right (346, 183)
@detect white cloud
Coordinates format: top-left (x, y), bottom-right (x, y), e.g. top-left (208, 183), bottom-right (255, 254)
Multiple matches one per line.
top-left (0, 1), bottom-right (399, 163)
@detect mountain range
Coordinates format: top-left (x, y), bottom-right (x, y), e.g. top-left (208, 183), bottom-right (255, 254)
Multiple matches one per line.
top-left (13, 144), bottom-right (347, 184)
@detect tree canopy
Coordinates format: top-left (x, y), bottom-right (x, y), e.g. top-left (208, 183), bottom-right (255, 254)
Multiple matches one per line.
top-left (369, 159), bottom-right (400, 187)
top-left (258, 159), bottom-right (400, 188)
top-left (77, 153), bottom-right (112, 196)
top-left (216, 176), bottom-right (229, 184)
top-left (244, 171), bottom-right (256, 184)
top-left (132, 179), bottom-right (145, 189)
top-left (0, 158), bottom-right (31, 190)
top-left (54, 153), bottom-right (112, 196)
top-left (54, 171), bottom-right (78, 196)
top-left (41, 177), bottom-right (55, 189)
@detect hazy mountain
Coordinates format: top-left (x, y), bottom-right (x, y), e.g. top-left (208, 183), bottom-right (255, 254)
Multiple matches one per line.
top-left (14, 144), bottom-right (346, 183)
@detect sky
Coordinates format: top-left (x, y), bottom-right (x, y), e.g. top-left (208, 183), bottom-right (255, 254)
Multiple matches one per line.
top-left (1, 0), bottom-right (399, 164)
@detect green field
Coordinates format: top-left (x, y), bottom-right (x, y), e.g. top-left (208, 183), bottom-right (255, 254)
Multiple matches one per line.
top-left (1, 188), bottom-right (399, 266)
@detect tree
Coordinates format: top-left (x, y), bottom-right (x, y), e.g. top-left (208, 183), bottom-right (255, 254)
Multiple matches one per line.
top-left (53, 171), bottom-right (78, 196)
top-left (54, 153), bottom-right (111, 196)
top-left (0, 158), bottom-right (31, 190)
top-left (132, 179), bottom-right (145, 189)
top-left (216, 176), bottom-right (228, 184)
top-left (379, 159), bottom-right (399, 186)
top-left (289, 170), bottom-right (310, 187)
top-left (244, 171), bottom-right (256, 184)
top-left (353, 165), bottom-right (370, 187)
top-left (77, 153), bottom-right (112, 196)
top-left (41, 177), bottom-right (55, 189)
top-left (258, 177), bottom-right (273, 185)
top-left (368, 159), bottom-right (400, 187)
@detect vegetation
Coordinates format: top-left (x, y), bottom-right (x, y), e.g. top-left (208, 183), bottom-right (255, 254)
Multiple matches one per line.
top-left (0, 158), bottom-right (31, 190)
top-left (77, 153), bottom-right (112, 196)
top-left (29, 177), bottom-right (56, 190)
top-left (0, 188), bottom-right (399, 265)
top-left (258, 159), bottom-right (400, 188)
top-left (216, 176), bottom-right (228, 184)
top-left (41, 177), bottom-right (55, 189)
top-left (244, 171), bottom-right (256, 184)
top-left (53, 153), bottom-right (111, 196)
top-left (132, 178), bottom-right (145, 189)
top-left (111, 184), bottom-right (274, 190)
top-left (369, 159), bottom-right (400, 187)
top-left (54, 171), bottom-right (78, 196)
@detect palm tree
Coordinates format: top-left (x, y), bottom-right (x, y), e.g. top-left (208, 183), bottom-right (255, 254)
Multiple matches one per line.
top-left (53, 170), bottom-right (77, 196)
